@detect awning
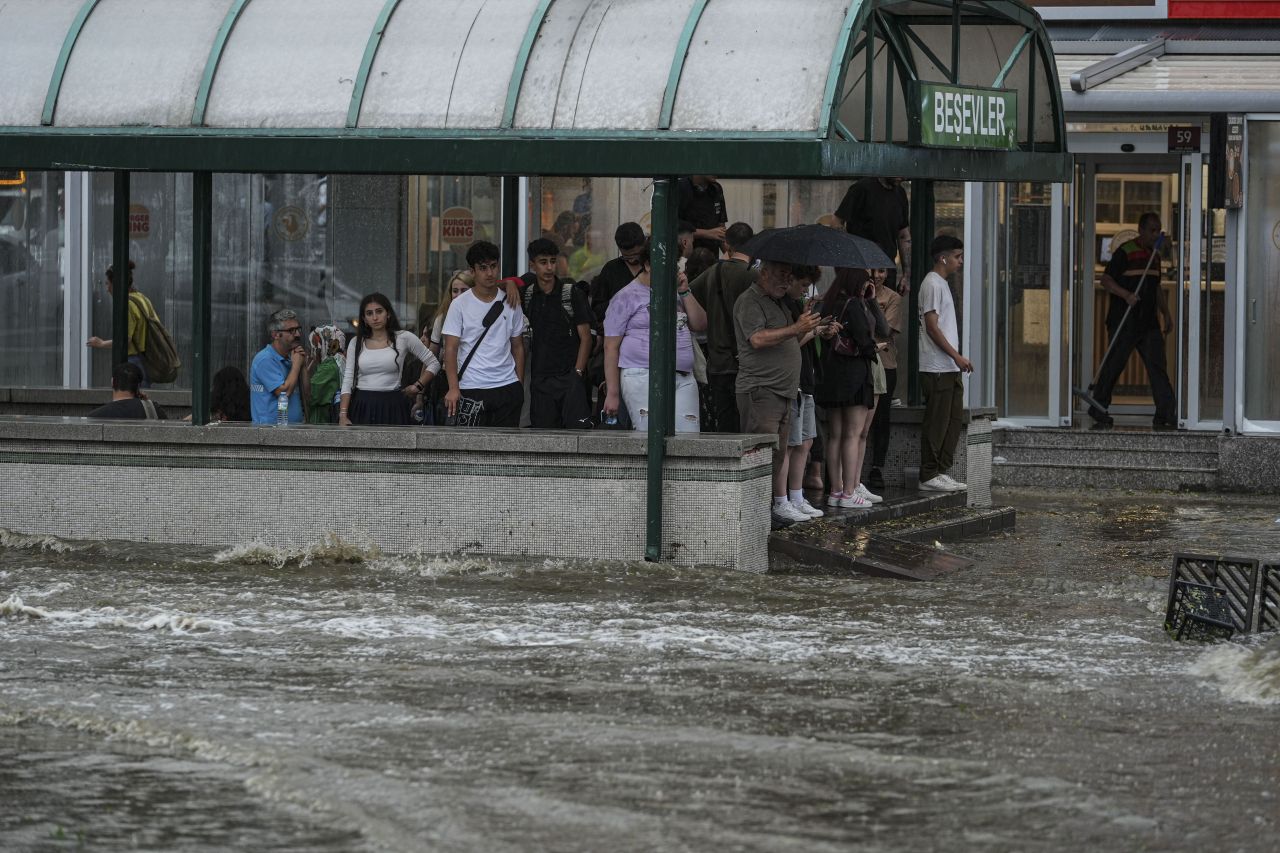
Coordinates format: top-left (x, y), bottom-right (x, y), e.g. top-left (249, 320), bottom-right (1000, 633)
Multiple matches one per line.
top-left (0, 0), bottom-right (1071, 181)
top-left (1052, 21), bottom-right (1280, 113)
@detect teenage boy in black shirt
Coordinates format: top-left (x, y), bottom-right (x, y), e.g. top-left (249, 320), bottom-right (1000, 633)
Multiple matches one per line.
top-left (522, 238), bottom-right (593, 429)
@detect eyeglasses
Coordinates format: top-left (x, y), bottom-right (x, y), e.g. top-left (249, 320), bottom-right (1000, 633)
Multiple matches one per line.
top-left (278, 326), bottom-right (302, 335)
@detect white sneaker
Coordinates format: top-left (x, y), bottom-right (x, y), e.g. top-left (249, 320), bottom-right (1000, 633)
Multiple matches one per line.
top-left (772, 501), bottom-right (811, 524)
top-left (855, 483), bottom-right (883, 504)
top-left (837, 491), bottom-right (872, 509)
top-left (919, 475), bottom-right (954, 492)
top-left (791, 498), bottom-right (824, 518)
top-left (826, 492), bottom-right (845, 507)
top-left (938, 474), bottom-right (967, 491)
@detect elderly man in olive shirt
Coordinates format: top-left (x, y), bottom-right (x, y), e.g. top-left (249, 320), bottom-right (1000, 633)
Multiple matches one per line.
top-left (734, 261), bottom-right (824, 509)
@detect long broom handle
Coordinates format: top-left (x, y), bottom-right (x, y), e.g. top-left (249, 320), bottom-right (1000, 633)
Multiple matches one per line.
top-left (1089, 234), bottom-right (1165, 390)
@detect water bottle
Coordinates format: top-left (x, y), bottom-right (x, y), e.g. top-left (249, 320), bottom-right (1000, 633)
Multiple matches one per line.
top-left (276, 391), bottom-right (289, 427)
top-left (603, 412), bottom-right (618, 427)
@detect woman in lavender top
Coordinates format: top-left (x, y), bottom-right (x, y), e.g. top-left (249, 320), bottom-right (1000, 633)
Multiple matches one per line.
top-left (602, 243), bottom-right (707, 432)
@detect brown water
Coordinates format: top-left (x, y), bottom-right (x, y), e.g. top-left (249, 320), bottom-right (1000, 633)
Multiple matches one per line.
top-left (2, 490), bottom-right (1278, 852)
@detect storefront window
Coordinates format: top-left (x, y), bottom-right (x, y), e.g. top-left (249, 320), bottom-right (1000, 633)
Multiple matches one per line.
top-left (1244, 121), bottom-right (1280, 423)
top-left (994, 182), bottom-right (1053, 418)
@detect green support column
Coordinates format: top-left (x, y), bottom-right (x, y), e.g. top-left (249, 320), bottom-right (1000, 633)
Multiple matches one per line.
top-left (500, 175), bottom-right (520, 279)
top-left (907, 179), bottom-right (935, 406)
top-left (191, 171), bottom-right (213, 424)
top-left (111, 171), bottom-right (130, 369)
top-left (645, 177), bottom-right (679, 562)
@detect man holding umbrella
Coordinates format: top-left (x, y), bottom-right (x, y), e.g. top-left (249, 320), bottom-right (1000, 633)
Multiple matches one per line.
top-left (736, 225), bottom-right (893, 524)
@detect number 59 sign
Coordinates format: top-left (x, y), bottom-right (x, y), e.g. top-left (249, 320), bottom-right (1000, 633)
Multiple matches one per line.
top-left (1168, 126), bottom-right (1201, 153)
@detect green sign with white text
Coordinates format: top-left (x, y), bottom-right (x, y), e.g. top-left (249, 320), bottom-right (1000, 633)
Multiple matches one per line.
top-left (910, 83), bottom-right (1018, 150)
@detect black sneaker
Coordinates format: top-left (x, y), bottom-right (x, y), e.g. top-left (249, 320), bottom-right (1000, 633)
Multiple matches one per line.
top-left (867, 467), bottom-right (885, 490)
top-left (1088, 406), bottom-right (1114, 427)
top-left (1152, 420), bottom-right (1177, 431)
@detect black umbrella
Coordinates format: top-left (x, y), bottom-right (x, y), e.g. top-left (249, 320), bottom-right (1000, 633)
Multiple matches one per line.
top-left (739, 224), bottom-right (896, 270)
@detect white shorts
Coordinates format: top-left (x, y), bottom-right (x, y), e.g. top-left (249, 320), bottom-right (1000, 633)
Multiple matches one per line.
top-left (620, 368), bottom-right (700, 433)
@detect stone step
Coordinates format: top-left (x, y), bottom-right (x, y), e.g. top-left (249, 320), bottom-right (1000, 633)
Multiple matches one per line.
top-left (994, 445), bottom-right (1219, 469)
top-left (993, 460), bottom-right (1218, 491)
top-left (994, 428), bottom-right (1220, 452)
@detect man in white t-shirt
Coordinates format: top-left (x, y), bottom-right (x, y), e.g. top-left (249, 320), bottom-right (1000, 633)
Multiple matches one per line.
top-left (442, 241), bottom-right (526, 427)
top-left (918, 235), bottom-right (973, 492)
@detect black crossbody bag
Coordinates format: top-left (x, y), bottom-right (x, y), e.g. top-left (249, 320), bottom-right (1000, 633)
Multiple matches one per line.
top-left (438, 300), bottom-right (506, 426)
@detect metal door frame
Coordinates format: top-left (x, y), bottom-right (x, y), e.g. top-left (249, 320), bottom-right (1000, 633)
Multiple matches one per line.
top-left (1237, 115), bottom-right (1280, 433)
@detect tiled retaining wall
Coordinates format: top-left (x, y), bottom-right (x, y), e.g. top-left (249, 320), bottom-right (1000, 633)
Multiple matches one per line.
top-left (0, 420), bottom-right (774, 572)
top-left (857, 406), bottom-right (995, 508)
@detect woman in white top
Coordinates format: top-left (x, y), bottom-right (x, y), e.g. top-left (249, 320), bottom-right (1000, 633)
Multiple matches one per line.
top-left (339, 293), bottom-right (440, 426)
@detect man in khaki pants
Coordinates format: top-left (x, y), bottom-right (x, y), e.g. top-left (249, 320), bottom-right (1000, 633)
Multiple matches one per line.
top-left (917, 235), bottom-right (972, 492)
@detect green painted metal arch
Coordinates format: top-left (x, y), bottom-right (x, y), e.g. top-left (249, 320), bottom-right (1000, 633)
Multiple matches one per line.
top-left (658, 0), bottom-right (710, 131)
top-left (502, 0), bottom-right (555, 129)
top-left (347, 0), bottom-right (405, 128)
top-left (818, 1), bottom-right (872, 141)
top-left (192, 0), bottom-right (255, 127)
top-left (41, 0), bottom-right (104, 127)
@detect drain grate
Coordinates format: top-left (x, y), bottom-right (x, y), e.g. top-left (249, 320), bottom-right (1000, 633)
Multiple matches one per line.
top-left (1259, 563), bottom-right (1280, 633)
top-left (1165, 554), bottom-right (1258, 634)
top-left (1166, 580), bottom-right (1236, 641)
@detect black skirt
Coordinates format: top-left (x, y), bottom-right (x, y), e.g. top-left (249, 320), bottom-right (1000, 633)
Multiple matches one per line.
top-left (348, 389), bottom-right (411, 425)
top-left (814, 351), bottom-right (875, 409)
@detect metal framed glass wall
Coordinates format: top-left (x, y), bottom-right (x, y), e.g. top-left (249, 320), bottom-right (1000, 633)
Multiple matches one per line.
top-left (0, 170), bottom-right (66, 387)
top-left (1241, 118), bottom-right (1280, 431)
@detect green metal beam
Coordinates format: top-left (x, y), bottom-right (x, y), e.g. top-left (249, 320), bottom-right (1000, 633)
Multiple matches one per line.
top-left (993, 30), bottom-right (1032, 88)
top-left (191, 171), bottom-right (213, 424)
top-left (906, 179), bottom-right (934, 407)
top-left (500, 175), bottom-right (520, 278)
top-left (347, 0), bottom-right (405, 129)
top-left (646, 177), bottom-right (678, 562)
top-left (192, 0), bottom-right (254, 127)
top-left (659, 0), bottom-right (710, 130)
top-left (0, 127), bottom-right (1072, 181)
top-left (902, 23), bottom-right (950, 81)
top-left (818, 0), bottom-right (870, 140)
top-left (864, 13), bottom-right (876, 140)
top-left (501, 0), bottom-right (555, 129)
top-left (42, 0), bottom-right (103, 126)
top-left (111, 171), bottom-right (130, 370)
top-left (950, 3), bottom-right (961, 83)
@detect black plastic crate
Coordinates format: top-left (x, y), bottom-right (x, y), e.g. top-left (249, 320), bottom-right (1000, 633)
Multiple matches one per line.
top-left (1165, 554), bottom-right (1258, 635)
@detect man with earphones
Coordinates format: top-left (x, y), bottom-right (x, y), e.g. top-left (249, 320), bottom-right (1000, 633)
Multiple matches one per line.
top-left (918, 235), bottom-right (971, 493)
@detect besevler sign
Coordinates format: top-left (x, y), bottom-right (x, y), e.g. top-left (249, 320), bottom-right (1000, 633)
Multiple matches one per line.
top-left (910, 82), bottom-right (1018, 150)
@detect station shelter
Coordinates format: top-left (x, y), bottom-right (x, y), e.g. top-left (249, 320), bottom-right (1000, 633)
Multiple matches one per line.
top-left (0, 0), bottom-right (1071, 557)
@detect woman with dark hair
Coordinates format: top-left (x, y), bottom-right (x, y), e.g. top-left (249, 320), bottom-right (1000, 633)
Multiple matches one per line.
top-left (339, 293), bottom-right (440, 426)
top-left (814, 268), bottom-right (888, 509)
top-left (210, 365), bottom-right (251, 422)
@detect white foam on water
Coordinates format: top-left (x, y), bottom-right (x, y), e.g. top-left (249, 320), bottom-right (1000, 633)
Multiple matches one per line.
top-left (213, 534), bottom-right (380, 569)
top-left (0, 594), bottom-right (234, 634)
top-left (1186, 638), bottom-right (1280, 705)
top-left (0, 528), bottom-right (81, 553)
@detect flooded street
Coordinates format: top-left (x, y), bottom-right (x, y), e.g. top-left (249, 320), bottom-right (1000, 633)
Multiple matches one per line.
top-left (2, 489), bottom-right (1278, 852)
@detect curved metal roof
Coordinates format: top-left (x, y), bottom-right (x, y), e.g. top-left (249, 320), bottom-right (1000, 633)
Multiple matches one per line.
top-left (0, 0), bottom-right (1071, 180)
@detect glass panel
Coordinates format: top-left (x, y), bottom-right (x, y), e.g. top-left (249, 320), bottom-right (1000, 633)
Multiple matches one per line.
top-left (546, 0), bottom-right (689, 130)
top-left (1200, 194), bottom-right (1225, 421)
top-left (0, 171), bottom-right (65, 386)
top-left (205, 0), bottom-right (383, 128)
top-left (672, 0), bottom-right (841, 131)
top-left (88, 172), bottom-right (193, 389)
top-left (999, 182), bottom-right (1052, 418)
top-left (57, 0), bottom-right (233, 127)
top-left (364, 0), bottom-right (542, 130)
top-left (1244, 121), bottom-right (1280, 422)
top-left (512, 0), bottom-right (595, 129)
top-left (0, 0), bottom-right (84, 126)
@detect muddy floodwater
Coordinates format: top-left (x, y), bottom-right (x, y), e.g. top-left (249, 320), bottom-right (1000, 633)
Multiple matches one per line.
top-left (2, 489), bottom-right (1278, 852)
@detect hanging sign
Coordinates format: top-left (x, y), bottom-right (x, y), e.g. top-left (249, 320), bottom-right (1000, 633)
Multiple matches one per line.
top-left (1225, 115), bottom-right (1244, 210)
top-left (1167, 126), bottom-right (1201, 153)
top-left (441, 207), bottom-right (475, 246)
top-left (910, 82), bottom-right (1018, 150)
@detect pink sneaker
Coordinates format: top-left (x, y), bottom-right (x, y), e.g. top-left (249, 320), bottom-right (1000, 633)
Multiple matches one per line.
top-left (837, 491), bottom-right (871, 509)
